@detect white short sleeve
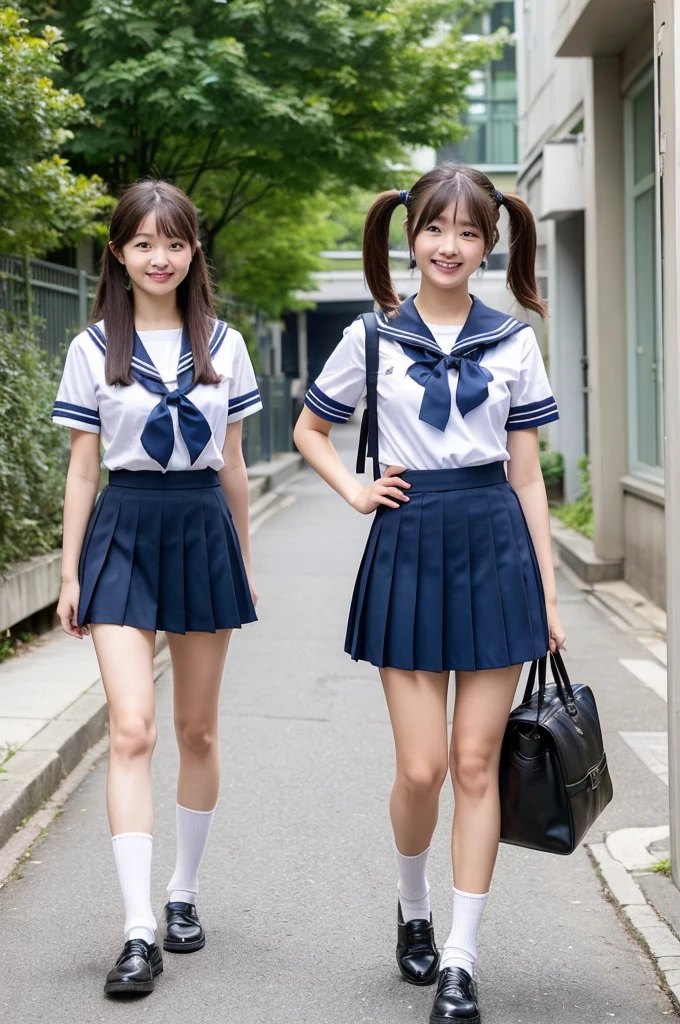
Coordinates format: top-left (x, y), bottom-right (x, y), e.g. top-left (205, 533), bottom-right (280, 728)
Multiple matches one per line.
top-left (52, 332), bottom-right (101, 433)
top-left (505, 328), bottom-right (559, 431)
top-left (227, 332), bottom-right (263, 423)
top-left (304, 319), bottom-right (366, 423)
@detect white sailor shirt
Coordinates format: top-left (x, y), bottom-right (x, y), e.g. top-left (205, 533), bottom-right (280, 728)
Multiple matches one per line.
top-left (52, 319), bottom-right (262, 472)
top-left (304, 295), bottom-right (558, 471)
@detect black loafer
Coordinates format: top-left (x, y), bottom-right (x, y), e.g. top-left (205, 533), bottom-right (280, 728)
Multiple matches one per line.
top-left (163, 901), bottom-right (205, 953)
top-left (396, 902), bottom-right (440, 985)
top-left (429, 967), bottom-right (480, 1023)
top-left (104, 938), bottom-right (163, 996)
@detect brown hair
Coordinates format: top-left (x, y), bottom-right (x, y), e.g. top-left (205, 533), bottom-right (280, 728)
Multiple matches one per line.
top-left (362, 163), bottom-right (546, 318)
top-left (92, 179), bottom-right (220, 386)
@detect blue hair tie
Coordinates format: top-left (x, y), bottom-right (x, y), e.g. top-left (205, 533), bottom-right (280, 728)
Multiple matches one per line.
top-left (494, 190), bottom-right (504, 206)
top-left (399, 189), bottom-right (411, 207)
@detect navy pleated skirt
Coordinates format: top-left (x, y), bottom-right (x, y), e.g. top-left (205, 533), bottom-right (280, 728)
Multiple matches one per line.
top-left (78, 469), bottom-right (257, 633)
top-left (345, 463), bottom-right (549, 673)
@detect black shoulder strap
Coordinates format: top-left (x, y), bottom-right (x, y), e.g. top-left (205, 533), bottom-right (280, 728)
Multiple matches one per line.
top-left (356, 312), bottom-right (380, 480)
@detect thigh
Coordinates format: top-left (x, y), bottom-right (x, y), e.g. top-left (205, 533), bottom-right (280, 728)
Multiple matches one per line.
top-left (380, 667), bottom-right (450, 769)
top-left (91, 623), bottom-right (156, 724)
top-left (451, 665), bottom-right (522, 762)
top-left (167, 629), bottom-right (232, 725)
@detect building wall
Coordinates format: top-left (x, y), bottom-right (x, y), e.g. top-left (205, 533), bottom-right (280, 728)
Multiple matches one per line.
top-left (515, 0), bottom-right (666, 606)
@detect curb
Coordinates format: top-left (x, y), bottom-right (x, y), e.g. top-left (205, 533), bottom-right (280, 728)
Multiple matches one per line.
top-left (589, 840), bottom-right (680, 1008)
top-left (0, 454), bottom-right (303, 858)
top-left (550, 516), bottom-right (624, 584)
top-left (0, 636), bottom-right (170, 850)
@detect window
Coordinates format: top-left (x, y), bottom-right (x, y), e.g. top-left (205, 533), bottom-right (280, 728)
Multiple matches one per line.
top-left (624, 68), bottom-right (663, 478)
top-left (443, 1), bottom-right (517, 168)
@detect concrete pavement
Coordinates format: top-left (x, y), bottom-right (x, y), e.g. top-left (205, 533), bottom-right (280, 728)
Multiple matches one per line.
top-left (0, 424), bottom-right (674, 1022)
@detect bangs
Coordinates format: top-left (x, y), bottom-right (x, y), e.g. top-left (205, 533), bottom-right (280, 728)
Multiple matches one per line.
top-left (112, 180), bottom-right (198, 247)
top-left (412, 173), bottom-right (495, 245)
top-left (150, 196), bottom-right (196, 243)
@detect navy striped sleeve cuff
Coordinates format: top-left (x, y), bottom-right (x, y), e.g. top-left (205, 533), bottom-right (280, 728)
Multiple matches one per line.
top-left (227, 388), bottom-right (262, 420)
top-left (304, 383), bottom-right (355, 424)
top-left (506, 396), bottom-right (559, 431)
top-left (52, 400), bottom-right (101, 433)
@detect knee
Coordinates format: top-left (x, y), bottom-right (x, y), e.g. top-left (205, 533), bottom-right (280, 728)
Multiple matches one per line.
top-left (397, 759), bottom-right (448, 801)
top-left (110, 715), bottom-right (157, 761)
top-left (450, 748), bottom-right (495, 801)
top-left (176, 720), bottom-right (217, 759)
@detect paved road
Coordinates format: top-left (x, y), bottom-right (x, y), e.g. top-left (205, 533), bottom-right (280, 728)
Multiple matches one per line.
top-left (0, 424), bottom-right (673, 1023)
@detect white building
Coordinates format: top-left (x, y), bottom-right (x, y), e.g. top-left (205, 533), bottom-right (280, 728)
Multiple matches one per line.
top-left (514, 0), bottom-right (673, 609)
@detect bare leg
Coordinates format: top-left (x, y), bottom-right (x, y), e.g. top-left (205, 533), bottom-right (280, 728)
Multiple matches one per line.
top-left (91, 624), bottom-right (158, 948)
top-left (449, 665), bottom-right (521, 892)
top-left (91, 624), bottom-right (157, 835)
top-left (167, 629), bottom-right (232, 810)
top-left (436, 665), bottom-right (522, 979)
top-left (381, 667), bottom-right (450, 854)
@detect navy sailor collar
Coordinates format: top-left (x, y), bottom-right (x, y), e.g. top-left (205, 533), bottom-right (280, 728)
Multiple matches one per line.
top-left (376, 294), bottom-right (525, 356)
top-left (87, 318), bottom-right (228, 385)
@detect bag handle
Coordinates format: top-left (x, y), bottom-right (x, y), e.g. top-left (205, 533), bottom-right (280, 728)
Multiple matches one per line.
top-left (550, 649), bottom-right (578, 717)
top-left (522, 652), bottom-right (578, 723)
top-left (356, 312), bottom-right (381, 481)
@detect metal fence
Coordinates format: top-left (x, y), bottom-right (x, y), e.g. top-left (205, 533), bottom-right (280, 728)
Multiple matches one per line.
top-left (0, 254), bottom-right (98, 361)
top-left (0, 254), bottom-right (294, 466)
top-left (242, 375), bottom-right (293, 465)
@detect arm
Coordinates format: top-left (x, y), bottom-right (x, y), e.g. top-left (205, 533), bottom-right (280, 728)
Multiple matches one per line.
top-left (218, 419), bottom-right (257, 604)
top-left (506, 428), bottom-right (566, 651)
top-left (57, 429), bottom-right (101, 637)
top-left (293, 406), bottom-right (410, 513)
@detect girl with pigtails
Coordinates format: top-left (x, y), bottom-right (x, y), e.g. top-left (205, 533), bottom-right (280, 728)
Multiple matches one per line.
top-left (294, 164), bottom-right (566, 1024)
top-left (52, 180), bottom-right (261, 995)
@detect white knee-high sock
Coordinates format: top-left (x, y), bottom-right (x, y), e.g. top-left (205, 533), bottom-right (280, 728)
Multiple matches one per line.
top-left (440, 888), bottom-right (489, 974)
top-left (167, 804), bottom-right (216, 904)
top-left (111, 832), bottom-right (157, 945)
top-left (395, 844), bottom-right (431, 922)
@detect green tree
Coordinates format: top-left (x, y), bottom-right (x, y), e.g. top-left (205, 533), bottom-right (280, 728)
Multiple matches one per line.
top-left (215, 188), bottom-right (339, 319)
top-left (0, 5), bottom-right (111, 257)
top-left (30, 0), bottom-right (501, 256)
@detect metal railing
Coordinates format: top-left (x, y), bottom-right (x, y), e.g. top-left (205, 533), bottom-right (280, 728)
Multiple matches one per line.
top-left (242, 375), bottom-right (293, 466)
top-left (0, 255), bottom-right (98, 361)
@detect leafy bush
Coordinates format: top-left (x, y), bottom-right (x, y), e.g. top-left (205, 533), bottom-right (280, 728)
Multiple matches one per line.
top-left (552, 456), bottom-right (594, 540)
top-left (0, 315), bottom-right (67, 572)
top-left (539, 440), bottom-right (564, 485)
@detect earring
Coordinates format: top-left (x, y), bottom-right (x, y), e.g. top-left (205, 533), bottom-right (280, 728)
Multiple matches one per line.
top-left (409, 250), bottom-right (417, 270)
top-left (480, 257), bottom-right (488, 272)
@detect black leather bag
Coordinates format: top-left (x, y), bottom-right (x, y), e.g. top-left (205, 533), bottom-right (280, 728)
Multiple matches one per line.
top-left (499, 651), bottom-right (613, 855)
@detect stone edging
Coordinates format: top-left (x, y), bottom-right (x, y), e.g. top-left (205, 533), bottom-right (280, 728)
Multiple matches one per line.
top-left (550, 516), bottom-right (624, 584)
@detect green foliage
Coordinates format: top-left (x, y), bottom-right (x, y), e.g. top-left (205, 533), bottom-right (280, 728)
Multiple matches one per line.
top-left (0, 629), bottom-right (35, 664)
top-left (0, 5), bottom-right (112, 256)
top-left (538, 440), bottom-right (564, 485)
top-left (216, 189), bottom-right (338, 319)
top-left (552, 455), bottom-right (594, 540)
top-left (36, 0), bottom-right (502, 254)
top-left (652, 859), bottom-right (672, 877)
top-left (0, 315), bottom-right (67, 572)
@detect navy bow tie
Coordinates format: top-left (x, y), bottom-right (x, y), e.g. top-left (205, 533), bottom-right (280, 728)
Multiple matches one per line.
top-left (376, 295), bottom-right (525, 432)
top-left (402, 346), bottom-right (494, 429)
top-left (132, 327), bottom-right (212, 469)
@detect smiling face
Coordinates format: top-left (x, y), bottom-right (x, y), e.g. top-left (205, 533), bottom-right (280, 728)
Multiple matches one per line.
top-left (411, 198), bottom-right (487, 294)
top-left (111, 212), bottom-right (194, 299)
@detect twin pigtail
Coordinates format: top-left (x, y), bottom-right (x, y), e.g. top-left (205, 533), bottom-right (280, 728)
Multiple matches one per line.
top-left (362, 169), bottom-right (547, 319)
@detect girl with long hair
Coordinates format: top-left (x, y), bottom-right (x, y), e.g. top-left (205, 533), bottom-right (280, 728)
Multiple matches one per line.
top-left (53, 180), bottom-right (261, 995)
top-left (294, 164), bottom-right (566, 1024)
